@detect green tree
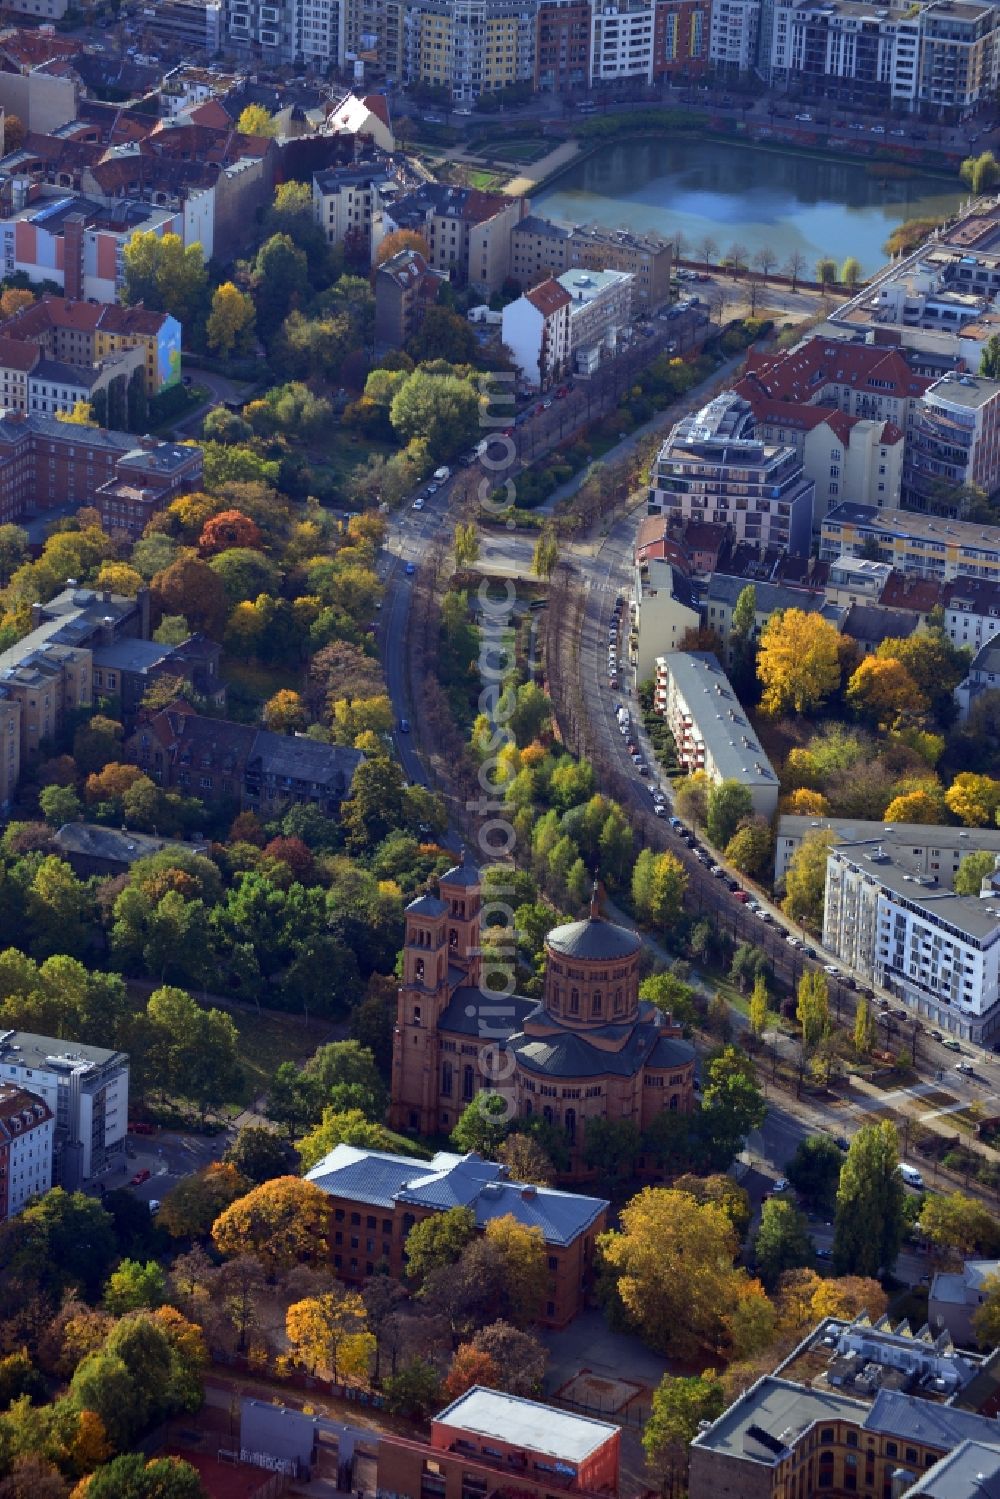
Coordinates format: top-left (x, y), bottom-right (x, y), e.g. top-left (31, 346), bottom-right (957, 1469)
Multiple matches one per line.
top-left (833, 1121), bottom-right (905, 1277)
top-left (980, 333), bottom-right (1000, 380)
top-left (223, 1125), bottom-right (290, 1184)
top-left (639, 971), bottom-right (698, 1027)
top-left (405, 1206), bottom-right (478, 1287)
top-left (450, 1092), bottom-right (509, 1156)
top-left (407, 305), bottom-right (477, 364)
top-left (955, 849), bottom-right (997, 896)
top-left (268, 1061), bottom-right (323, 1141)
top-left (854, 997), bottom-right (877, 1055)
top-left (816, 256), bottom-right (838, 287)
top-left (699, 1047), bottom-right (766, 1168)
top-left (919, 1191), bottom-right (1000, 1262)
top-left (37, 783), bottom-right (82, 827)
top-left (960, 149), bottom-right (1000, 194)
top-left (84, 1455), bottom-right (207, 1499)
top-left (297, 1108), bottom-right (396, 1172)
top-left (796, 971), bottom-right (829, 1053)
top-left (782, 829), bottom-right (835, 928)
top-left (453, 522), bottom-right (479, 568)
top-left (749, 974), bottom-right (768, 1040)
top-left (1, 1189), bottom-right (116, 1300)
top-left (389, 371), bottom-right (479, 459)
top-left (583, 1117), bottom-right (641, 1186)
top-left (304, 1040), bottom-right (387, 1119)
top-left (725, 818), bottom-right (772, 878)
top-left (104, 1258), bottom-right (167, 1314)
top-left (253, 233), bottom-right (309, 339)
top-left (122, 231), bottom-right (208, 328)
top-left (341, 757), bottom-right (406, 854)
top-left (841, 256), bottom-right (862, 290)
top-left (383, 1357), bottom-right (442, 1419)
top-left (532, 531), bottom-right (559, 580)
top-left (643, 1372), bottom-right (726, 1494)
top-left (706, 780), bottom-right (753, 849)
top-left (754, 1199), bottom-right (813, 1288)
top-left (785, 1134), bottom-right (844, 1213)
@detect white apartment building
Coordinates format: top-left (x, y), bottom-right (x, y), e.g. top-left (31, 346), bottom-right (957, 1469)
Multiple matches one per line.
top-left (0, 1029), bottom-right (128, 1186)
top-left (776, 814), bottom-right (1000, 885)
top-left (655, 650), bottom-right (780, 817)
top-left (312, 162), bottom-right (402, 262)
top-left (0, 1084), bottom-right (53, 1221)
top-left (501, 276), bottom-right (573, 389)
top-left (557, 267), bottom-right (633, 371)
top-left (709, 0), bottom-right (759, 70)
top-left (226, 0), bottom-right (345, 67)
top-left (766, 0), bottom-right (921, 109)
top-left (823, 842), bottom-right (1000, 1041)
top-left (943, 576), bottom-right (1000, 654)
top-left (590, 0), bottom-right (656, 83)
top-left (633, 558), bottom-right (700, 682)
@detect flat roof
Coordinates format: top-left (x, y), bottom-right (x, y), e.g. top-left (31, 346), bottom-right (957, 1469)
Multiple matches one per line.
top-left (656, 652), bottom-right (778, 791)
top-left (830, 843), bottom-right (1000, 941)
top-left (824, 503), bottom-right (1000, 554)
top-left (780, 815), bottom-right (1000, 857)
top-left (434, 1388), bottom-right (617, 1464)
top-left (692, 1376), bottom-right (867, 1462)
top-left (928, 374), bottom-right (1000, 409)
top-left (0, 1027), bottom-right (125, 1071)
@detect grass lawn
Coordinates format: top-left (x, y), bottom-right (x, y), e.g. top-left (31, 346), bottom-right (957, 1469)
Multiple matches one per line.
top-left (223, 656), bottom-right (301, 719)
top-left (466, 168), bottom-right (507, 190)
top-left (306, 430), bottom-right (395, 489)
top-left (493, 139), bottom-right (549, 163)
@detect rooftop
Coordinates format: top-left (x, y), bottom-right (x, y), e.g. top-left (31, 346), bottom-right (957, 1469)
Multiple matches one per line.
top-left (0, 1027), bottom-right (125, 1072)
top-left (556, 268), bottom-right (632, 307)
top-left (842, 603), bottom-right (920, 647)
top-left (656, 652), bottom-right (779, 792)
top-left (52, 822), bottom-right (208, 865)
top-left (927, 373), bottom-right (1000, 410)
top-left (906, 1440), bottom-right (1000, 1499)
top-left (305, 1145), bottom-right (608, 1247)
top-left (546, 914), bottom-right (642, 962)
top-left (691, 1376), bottom-right (867, 1463)
top-left (824, 502), bottom-right (1000, 555)
top-left (830, 842), bottom-right (1000, 942)
top-left (433, 1388), bottom-right (618, 1465)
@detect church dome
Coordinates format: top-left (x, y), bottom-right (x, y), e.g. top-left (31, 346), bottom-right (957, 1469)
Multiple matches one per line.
top-left (546, 914), bottom-right (642, 962)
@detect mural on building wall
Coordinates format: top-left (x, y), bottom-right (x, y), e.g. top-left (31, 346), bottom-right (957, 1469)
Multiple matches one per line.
top-left (159, 318), bottom-right (182, 387)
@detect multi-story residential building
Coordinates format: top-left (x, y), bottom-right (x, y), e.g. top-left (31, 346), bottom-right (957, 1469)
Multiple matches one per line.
top-left (590, 0), bottom-right (656, 83)
top-left (389, 854), bottom-right (696, 1172)
top-left (511, 215), bottom-right (673, 311)
top-left (702, 573), bottom-right (833, 666)
top-left (387, 183), bottom-right (527, 294)
top-left (374, 247), bottom-right (449, 354)
top-left (653, 0), bottom-right (710, 76)
top-left (145, 0), bottom-right (224, 52)
top-left (823, 840), bottom-right (1000, 1040)
top-left (401, 0), bottom-right (537, 101)
top-left (688, 1313), bottom-right (999, 1499)
top-left (903, 372), bottom-right (1000, 513)
top-left (0, 296), bottom-right (182, 398)
top-left (558, 267), bottom-right (632, 370)
top-left (774, 813), bottom-right (1000, 886)
top-left (502, 276), bottom-right (573, 389)
top-left (709, 0), bottom-right (759, 70)
top-left (824, 555), bottom-right (894, 608)
top-left (27, 349), bottom-right (145, 421)
top-left (820, 501), bottom-right (1000, 582)
top-left (0, 196), bottom-right (180, 305)
top-left (0, 1085), bottom-right (52, 1221)
top-left (955, 635), bottom-right (1000, 721)
top-left (655, 651), bottom-right (780, 817)
top-left (128, 700), bottom-right (365, 820)
top-left (929, 1256), bottom-right (999, 1346)
top-left (0, 1028), bottom-right (128, 1186)
top-left (650, 393), bottom-right (816, 557)
top-left (918, 0), bottom-right (1000, 117)
top-left (536, 0), bottom-right (592, 90)
top-left (225, 0), bottom-right (346, 68)
top-left (942, 574), bottom-right (1000, 653)
top-left (378, 1389), bottom-right (620, 1499)
top-left (767, 0), bottom-right (921, 109)
top-left (307, 1145), bottom-right (609, 1326)
top-left (842, 600), bottom-right (920, 655)
top-left (632, 557), bottom-right (700, 681)
top-left (313, 161), bottom-right (403, 263)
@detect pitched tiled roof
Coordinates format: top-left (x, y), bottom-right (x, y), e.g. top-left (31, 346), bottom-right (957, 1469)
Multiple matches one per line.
top-left (525, 277), bottom-right (572, 317)
top-left (879, 574), bottom-right (945, 614)
top-left (743, 337), bottom-right (931, 405)
top-left (842, 604), bottom-right (920, 646)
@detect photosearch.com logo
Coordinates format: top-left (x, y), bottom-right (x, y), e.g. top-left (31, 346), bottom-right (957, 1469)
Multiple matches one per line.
top-left (466, 369), bottom-right (527, 1120)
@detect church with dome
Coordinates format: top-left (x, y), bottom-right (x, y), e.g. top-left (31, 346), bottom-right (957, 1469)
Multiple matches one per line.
top-left (389, 854), bottom-right (697, 1177)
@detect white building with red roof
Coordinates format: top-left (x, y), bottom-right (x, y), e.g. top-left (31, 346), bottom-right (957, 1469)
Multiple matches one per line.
top-left (502, 275), bottom-right (572, 390)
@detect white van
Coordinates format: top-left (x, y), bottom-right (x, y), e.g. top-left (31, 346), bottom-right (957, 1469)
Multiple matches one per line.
top-left (898, 1163), bottom-right (925, 1190)
top-left (433, 466), bottom-right (451, 482)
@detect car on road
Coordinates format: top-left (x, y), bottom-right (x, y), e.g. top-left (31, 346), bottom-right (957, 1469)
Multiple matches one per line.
top-left (942, 1037), bottom-right (962, 1051)
top-left (898, 1163), bottom-right (925, 1189)
top-left (398, 718), bottom-right (411, 733)
top-left (815, 1247), bottom-right (832, 1260)
top-left (893, 1008), bottom-right (908, 1020)
top-left (773, 1177), bottom-right (790, 1192)
top-left (956, 1061), bottom-right (975, 1075)
top-left (130, 1168), bottom-right (151, 1186)
top-left (871, 124), bottom-right (885, 133)
top-left (412, 497), bottom-right (424, 510)
top-left (638, 764), bottom-right (650, 776)
top-left (405, 562), bottom-right (415, 575)
top-left (759, 911), bottom-right (774, 923)
top-left (794, 112), bottom-right (813, 122)
top-left (654, 804), bottom-right (668, 817)
top-left (733, 889), bottom-right (749, 903)
top-left (426, 482), bottom-right (439, 495)
top-left (433, 466), bottom-right (451, 481)
top-left (785, 935), bottom-right (803, 948)
top-left (148, 1200), bottom-right (161, 1215)
top-left (609, 675), bottom-right (618, 688)
top-left (930, 1029), bottom-right (943, 1042)
top-left (669, 815), bottom-right (682, 828)
top-left (824, 964), bottom-right (840, 977)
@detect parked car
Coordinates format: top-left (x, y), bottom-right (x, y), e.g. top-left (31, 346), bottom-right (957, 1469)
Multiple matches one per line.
top-left (942, 1037), bottom-right (962, 1052)
top-left (398, 718), bottom-right (411, 733)
top-left (130, 1168), bottom-right (151, 1186)
top-left (733, 889), bottom-right (750, 903)
top-left (405, 563), bottom-right (415, 575)
top-left (412, 497), bottom-right (424, 510)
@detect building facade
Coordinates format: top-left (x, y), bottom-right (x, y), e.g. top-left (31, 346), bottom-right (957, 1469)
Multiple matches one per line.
top-left (558, 267), bottom-right (632, 372)
top-left (650, 393), bottom-right (815, 557)
top-left (590, 0), bottom-right (656, 83)
top-left (511, 216), bottom-right (672, 311)
top-left (501, 276), bottom-right (573, 389)
top-left (535, 0), bottom-right (592, 90)
top-left (387, 183), bottom-right (526, 293)
top-left (374, 247), bottom-right (448, 354)
top-left (820, 502), bottom-right (1000, 583)
top-left (307, 1144), bottom-right (608, 1326)
top-left (654, 651), bottom-right (780, 818)
top-left (633, 557), bottom-right (700, 682)
top-left (0, 1084), bottom-right (53, 1221)
top-left (389, 856), bottom-right (696, 1174)
top-left (378, 1389), bottom-right (620, 1499)
top-left (902, 373), bottom-right (1000, 513)
top-left (0, 1028), bottom-right (128, 1186)
top-left (774, 813), bottom-right (1000, 886)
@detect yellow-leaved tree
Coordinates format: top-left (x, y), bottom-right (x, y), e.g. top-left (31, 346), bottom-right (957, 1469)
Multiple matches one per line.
top-left (757, 609), bottom-right (842, 717)
top-left (285, 1290), bottom-right (374, 1383)
top-left (212, 1176), bottom-right (331, 1274)
top-left (206, 281), bottom-right (256, 358)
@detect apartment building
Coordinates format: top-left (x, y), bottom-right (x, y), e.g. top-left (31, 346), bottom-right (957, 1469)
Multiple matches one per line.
top-left (942, 574), bottom-right (1000, 652)
top-left (511, 215), bottom-right (673, 310)
top-left (824, 555), bottom-right (894, 607)
top-left (378, 1389), bottom-right (620, 1499)
top-left (536, 0), bottom-right (592, 90)
top-left (703, 573), bottom-right (833, 666)
top-left (767, 0), bottom-right (920, 108)
top-left (709, 0), bottom-right (759, 70)
top-left (590, 0), bottom-right (656, 83)
top-left (312, 161), bottom-right (404, 262)
top-left (0, 196), bottom-right (182, 306)
top-left (902, 372), bottom-right (1000, 513)
top-left (145, 0), bottom-right (224, 52)
top-left (225, 0), bottom-right (346, 67)
top-left (401, 0), bottom-right (537, 101)
top-left (822, 840), bottom-right (1000, 1040)
top-left (918, 0), bottom-right (1000, 116)
top-left (633, 557), bottom-right (700, 681)
top-left (307, 1144), bottom-right (608, 1327)
top-left (655, 651), bottom-right (780, 817)
top-left (774, 813), bottom-right (1000, 885)
top-left (387, 183), bottom-right (526, 293)
top-left (650, 393), bottom-right (816, 557)
top-left (653, 0), bottom-right (710, 76)
top-left (929, 1256), bottom-right (999, 1346)
top-left (820, 501), bottom-right (1000, 582)
top-left (502, 276), bottom-right (573, 389)
top-left (374, 246), bottom-right (449, 353)
top-left (0, 295), bottom-right (182, 399)
top-left (689, 1313), bottom-right (997, 1499)
top-left (128, 700), bottom-right (365, 819)
top-left (558, 266), bottom-right (632, 370)
top-left (0, 1084), bottom-right (52, 1221)
top-left (0, 1028), bottom-right (128, 1186)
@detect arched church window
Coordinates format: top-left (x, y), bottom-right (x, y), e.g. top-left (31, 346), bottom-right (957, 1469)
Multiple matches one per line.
top-left (565, 1108), bottom-right (576, 1144)
top-left (592, 990), bottom-right (602, 1017)
top-left (441, 1062), bottom-right (453, 1097)
top-left (570, 988), bottom-right (580, 1014)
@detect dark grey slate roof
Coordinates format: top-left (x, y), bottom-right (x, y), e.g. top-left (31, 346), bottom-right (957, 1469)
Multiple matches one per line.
top-left (438, 987), bottom-right (536, 1038)
top-left (248, 731), bottom-right (363, 791)
top-left (865, 1389), bottom-right (1000, 1447)
top-left (509, 1014), bottom-right (663, 1079)
top-left (53, 821), bottom-right (207, 864)
top-left (92, 639), bottom-right (173, 673)
top-left (842, 603), bottom-right (920, 647)
top-left (441, 851), bottom-right (481, 886)
top-left (649, 1034), bottom-right (697, 1068)
top-left (547, 915), bottom-right (641, 961)
top-left (406, 894), bottom-right (448, 918)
